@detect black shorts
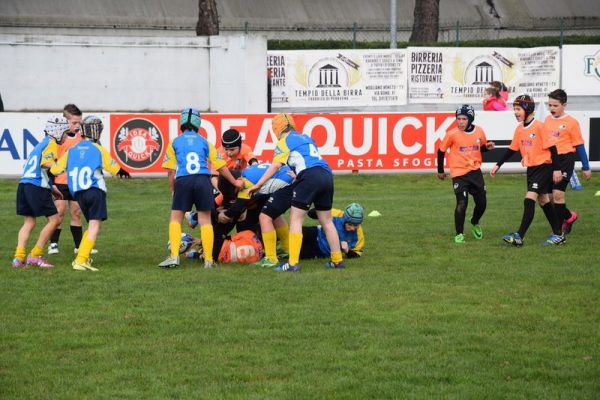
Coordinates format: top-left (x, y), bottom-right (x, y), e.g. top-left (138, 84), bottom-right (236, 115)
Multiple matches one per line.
top-left (16, 183), bottom-right (57, 217)
top-left (55, 183), bottom-right (75, 201)
top-left (172, 175), bottom-right (214, 212)
top-left (526, 164), bottom-right (553, 194)
top-left (261, 185), bottom-right (293, 219)
top-left (299, 226), bottom-right (327, 259)
top-left (235, 196), bottom-right (267, 232)
top-left (291, 167), bottom-right (334, 211)
top-left (75, 187), bottom-right (107, 221)
top-left (452, 169), bottom-right (486, 196)
top-left (554, 153), bottom-right (576, 192)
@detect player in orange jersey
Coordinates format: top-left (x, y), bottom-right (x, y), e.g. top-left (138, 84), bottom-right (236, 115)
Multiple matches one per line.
top-left (490, 95), bottom-right (564, 246)
top-left (437, 105), bottom-right (495, 243)
top-left (544, 89), bottom-right (592, 235)
top-left (210, 128), bottom-right (257, 189)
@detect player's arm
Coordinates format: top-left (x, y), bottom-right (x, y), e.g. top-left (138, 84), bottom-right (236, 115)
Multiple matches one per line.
top-left (49, 152), bottom-right (68, 176)
top-left (247, 161), bottom-right (283, 196)
top-left (210, 143), bottom-right (242, 188)
top-left (574, 144), bottom-right (592, 179)
top-left (347, 226), bottom-right (365, 258)
top-left (547, 145), bottom-right (562, 183)
top-left (97, 144), bottom-right (127, 177)
top-left (436, 133), bottom-right (451, 179)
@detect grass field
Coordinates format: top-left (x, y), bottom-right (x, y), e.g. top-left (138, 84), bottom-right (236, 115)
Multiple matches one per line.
top-left (1, 174), bottom-right (599, 399)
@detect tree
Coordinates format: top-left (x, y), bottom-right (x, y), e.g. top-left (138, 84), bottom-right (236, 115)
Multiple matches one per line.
top-left (196, 0), bottom-right (219, 36)
top-left (409, 0), bottom-right (440, 44)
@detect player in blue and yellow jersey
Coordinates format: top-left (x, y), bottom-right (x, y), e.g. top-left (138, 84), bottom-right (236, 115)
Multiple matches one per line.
top-left (51, 116), bottom-right (128, 271)
top-left (248, 113), bottom-right (343, 272)
top-left (158, 108), bottom-right (242, 269)
top-left (12, 116), bottom-right (69, 269)
top-left (300, 203), bottom-right (365, 260)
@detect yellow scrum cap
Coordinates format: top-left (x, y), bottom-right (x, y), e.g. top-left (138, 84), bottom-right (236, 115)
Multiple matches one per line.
top-left (272, 113), bottom-right (296, 139)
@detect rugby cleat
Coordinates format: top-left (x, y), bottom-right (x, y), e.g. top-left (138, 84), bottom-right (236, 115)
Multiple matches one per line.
top-left (543, 233), bottom-right (566, 246)
top-left (185, 211), bottom-right (198, 229)
top-left (454, 233), bottom-right (465, 244)
top-left (72, 260), bottom-right (99, 272)
top-left (561, 211), bottom-right (577, 235)
top-left (502, 232), bottom-right (523, 247)
top-left (204, 260), bottom-right (215, 269)
top-left (253, 257), bottom-right (278, 268)
top-left (274, 262), bottom-right (300, 272)
top-left (26, 255), bottom-right (54, 269)
top-left (158, 255), bottom-right (180, 269)
top-left (12, 258), bottom-right (26, 268)
top-left (471, 224), bottom-right (483, 240)
top-left (325, 261), bottom-right (346, 269)
top-left (48, 243), bottom-right (59, 254)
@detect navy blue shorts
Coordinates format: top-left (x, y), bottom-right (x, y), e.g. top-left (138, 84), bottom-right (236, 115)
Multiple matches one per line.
top-left (56, 183), bottom-right (76, 201)
top-left (172, 174), bottom-right (214, 212)
top-left (75, 187), bottom-right (107, 221)
top-left (291, 167), bottom-right (334, 211)
top-left (261, 185), bottom-right (293, 219)
top-left (16, 183), bottom-right (57, 217)
top-left (526, 164), bottom-right (553, 194)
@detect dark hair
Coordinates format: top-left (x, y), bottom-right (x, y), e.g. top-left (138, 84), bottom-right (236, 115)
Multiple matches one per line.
top-left (180, 122), bottom-right (198, 132)
top-left (490, 81), bottom-right (507, 92)
top-left (63, 103), bottom-right (82, 117)
top-left (485, 86), bottom-right (501, 99)
top-left (218, 169), bottom-right (241, 203)
top-left (548, 89), bottom-right (567, 104)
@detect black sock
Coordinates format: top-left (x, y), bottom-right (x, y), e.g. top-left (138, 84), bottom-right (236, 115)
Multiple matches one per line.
top-left (541, 203), bottom-right (562, 235)
top-left (471, 192), bottom-right (487, 226)
top-left (70, 225), bottom-right (83, 248)
top-left (454, 197), bottom-right (468, 235)
top-left (518, 198), bottom-right (536, 238)
top-left (50, 228), bottom-right (61, 244)
top-left (554, 203), bottom-right (568, 222)
top-left (563, 205), bottom-right (572, 220)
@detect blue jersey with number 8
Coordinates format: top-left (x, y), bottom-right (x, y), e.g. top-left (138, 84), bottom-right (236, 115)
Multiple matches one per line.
top-left (162, 129), bottom-right (225, 178)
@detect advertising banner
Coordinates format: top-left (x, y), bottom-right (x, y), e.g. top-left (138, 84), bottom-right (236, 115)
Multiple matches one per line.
top-left (408, 47), bottom-right (560, 104)
top-left (562, 45), bottom-right (600, 96)
top-left (2, 111), bottom-right (599, 177)
top-left (267, 49), bottom-right (408, 108)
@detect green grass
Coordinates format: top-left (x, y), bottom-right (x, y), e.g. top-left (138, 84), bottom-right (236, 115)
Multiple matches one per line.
top-left (1, 174), bottom-right (599, 399)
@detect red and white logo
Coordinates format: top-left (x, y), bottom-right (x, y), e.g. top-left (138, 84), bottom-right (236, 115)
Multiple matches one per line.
top-left (114, 118), bottom-right (163, 170)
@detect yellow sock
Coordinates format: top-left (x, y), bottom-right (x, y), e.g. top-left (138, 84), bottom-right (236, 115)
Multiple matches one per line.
top-left (200, 224), bottom-right (214, 262)
top-left (331, 251), bottom-right (343, 264)
top-left (262, 230), bottom-right (278, 262)
top-left (275, 224), bottom-right (289, 253)
top-left (75, 234), bottom-right (95, 264)
top-left (288, 232), bottom-right (302, 266)
top-left (30, 245), bottom-right (44, 258)
top-left (169, 222), bottom-right (181, 258)
top-left (14, 246), bottom-right (26, 261)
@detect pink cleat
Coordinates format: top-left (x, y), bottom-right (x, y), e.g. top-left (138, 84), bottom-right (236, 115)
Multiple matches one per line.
top-left (562, 211), bottom-right (578, 235)
top-left (26, 255), bottom-right (55, 269)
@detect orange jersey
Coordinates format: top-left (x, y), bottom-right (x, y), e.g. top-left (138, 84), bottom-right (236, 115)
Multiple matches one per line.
top-left (210, 143), bottom-right (255, 174)
top-left (218, 230), bottom-right (264, 264)
top-left (439, 125), bottom-right (487, 178)
top-left (509, 118), bottom-right (552, 167)
top-left (54, 133), bottom-right (82, 184)
top-left (543, 114), bottom-right (584, 155)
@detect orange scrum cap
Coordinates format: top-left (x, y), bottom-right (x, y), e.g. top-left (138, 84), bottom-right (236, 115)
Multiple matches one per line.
top-left (272, 113), bottom-right (296, 139)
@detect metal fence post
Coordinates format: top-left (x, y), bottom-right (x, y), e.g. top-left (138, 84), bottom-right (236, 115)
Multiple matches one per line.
top-left (559, 17), bottom-right (564, 48)
top-left (390, 0), bottom-right (397, 48)
top-left (353, 22), bottom-right (357, 49)
top-left (455, 21), bottom-right (460, 47)
top-left (244, 21), bottom-right (249, 35)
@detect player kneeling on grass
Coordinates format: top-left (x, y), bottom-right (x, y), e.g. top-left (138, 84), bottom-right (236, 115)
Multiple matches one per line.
top-left (299, 203), bottom-right (365, 262)
top-left (490, 95), bottom-right (564, 247)
top-left (437, 105), bottom-right (495, 244)
top-left (51, 116), bottom-right (130, 271)
top-left (169, 230), bottom-right (264, 265)
top-left (158, 108), bottom-right (242, 269)
top-left (12, 116), bottom-right (69, 269)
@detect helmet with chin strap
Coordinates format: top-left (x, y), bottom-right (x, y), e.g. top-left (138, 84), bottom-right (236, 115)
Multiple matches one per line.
top-left (44, 115), bottom-right (70, 144)
top-left (180, 108), bottom-right (201, 132)
top-left (81, 115), bottom-right (104, 143)
top-left (272, 113), bottom-right (296, 139)
top-left (343, 203), bottom-right (364, 225)
top-left (455, 104), bottom-right (475, 129)
top-left (513, 94), bottom-right (535, 117)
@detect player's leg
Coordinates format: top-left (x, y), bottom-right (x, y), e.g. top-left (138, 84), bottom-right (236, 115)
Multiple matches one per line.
top-left (25, 185), bottom-right (59, 268)
top-left (69, 199), bottom-right (85, 251)
top-left (197, 210), bottom-right (215, 268)
top-left (13, 216), bottom-right (36, 267)
top-left (194, 175), bottom-right (218, 268)
top-left (316, 209), bottom-right (344, 268)
top-left (454, 191), bottom-right (468, 243)
top-left (469, 171), bottom-right (486, 240)
top-left (48, 197), bottom-right (67, 254)
top-left (72, 188), bottom-right (107, 271)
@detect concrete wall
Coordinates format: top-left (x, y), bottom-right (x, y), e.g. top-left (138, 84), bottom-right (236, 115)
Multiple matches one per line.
top-left (0, 33), bottom-right (267, 112)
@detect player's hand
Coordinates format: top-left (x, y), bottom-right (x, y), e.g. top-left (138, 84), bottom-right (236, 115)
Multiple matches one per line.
top-left (233, 178), bottom-right (244, 189)
top-left (553, 170), bottom-right (562, 184)
top-left (340, 241), bottom-right (349, 253)
top-left (117, 168), bottom-right (131, 179)
top-left (247, 184), bottom-right (260, 196)
top-left (218, 211), bottom-right (232, 224)
top-left (490, 165), bottom-right (499, 177)
top-left (582, 170), bottom-right (592, 180)
top-left (51, 185), bottom-right (63, 200)
top-left (436, 172), bottom-right (446, 180)
top-left (486, 141), bottom-right (495, 150)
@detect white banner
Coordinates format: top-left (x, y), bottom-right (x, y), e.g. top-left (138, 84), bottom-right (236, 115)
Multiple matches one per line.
top-left (267, 49), bottom-right (408, 108)
top-left (408, 47), bottom-right (561, 104)
top-left (562, 45), bottom-right (600, 96)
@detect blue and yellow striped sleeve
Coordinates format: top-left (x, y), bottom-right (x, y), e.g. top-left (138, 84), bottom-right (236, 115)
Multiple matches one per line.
top-left (237, 177), bottom-right (254, 200)
top-left (41, 140), bottom-right (59, 167)
top-left (96, 144), bottom-right (122, 175)
top-left (331, 208), bottom-right (344, 218)
top-left (161, 142), bottom-right (177, 170)
top-left (272, 137), bottom-right (290, 165)
top-left (208, 142), bottom-right (226, 171)
top-left (351, 226), bottom-right (365, 256)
